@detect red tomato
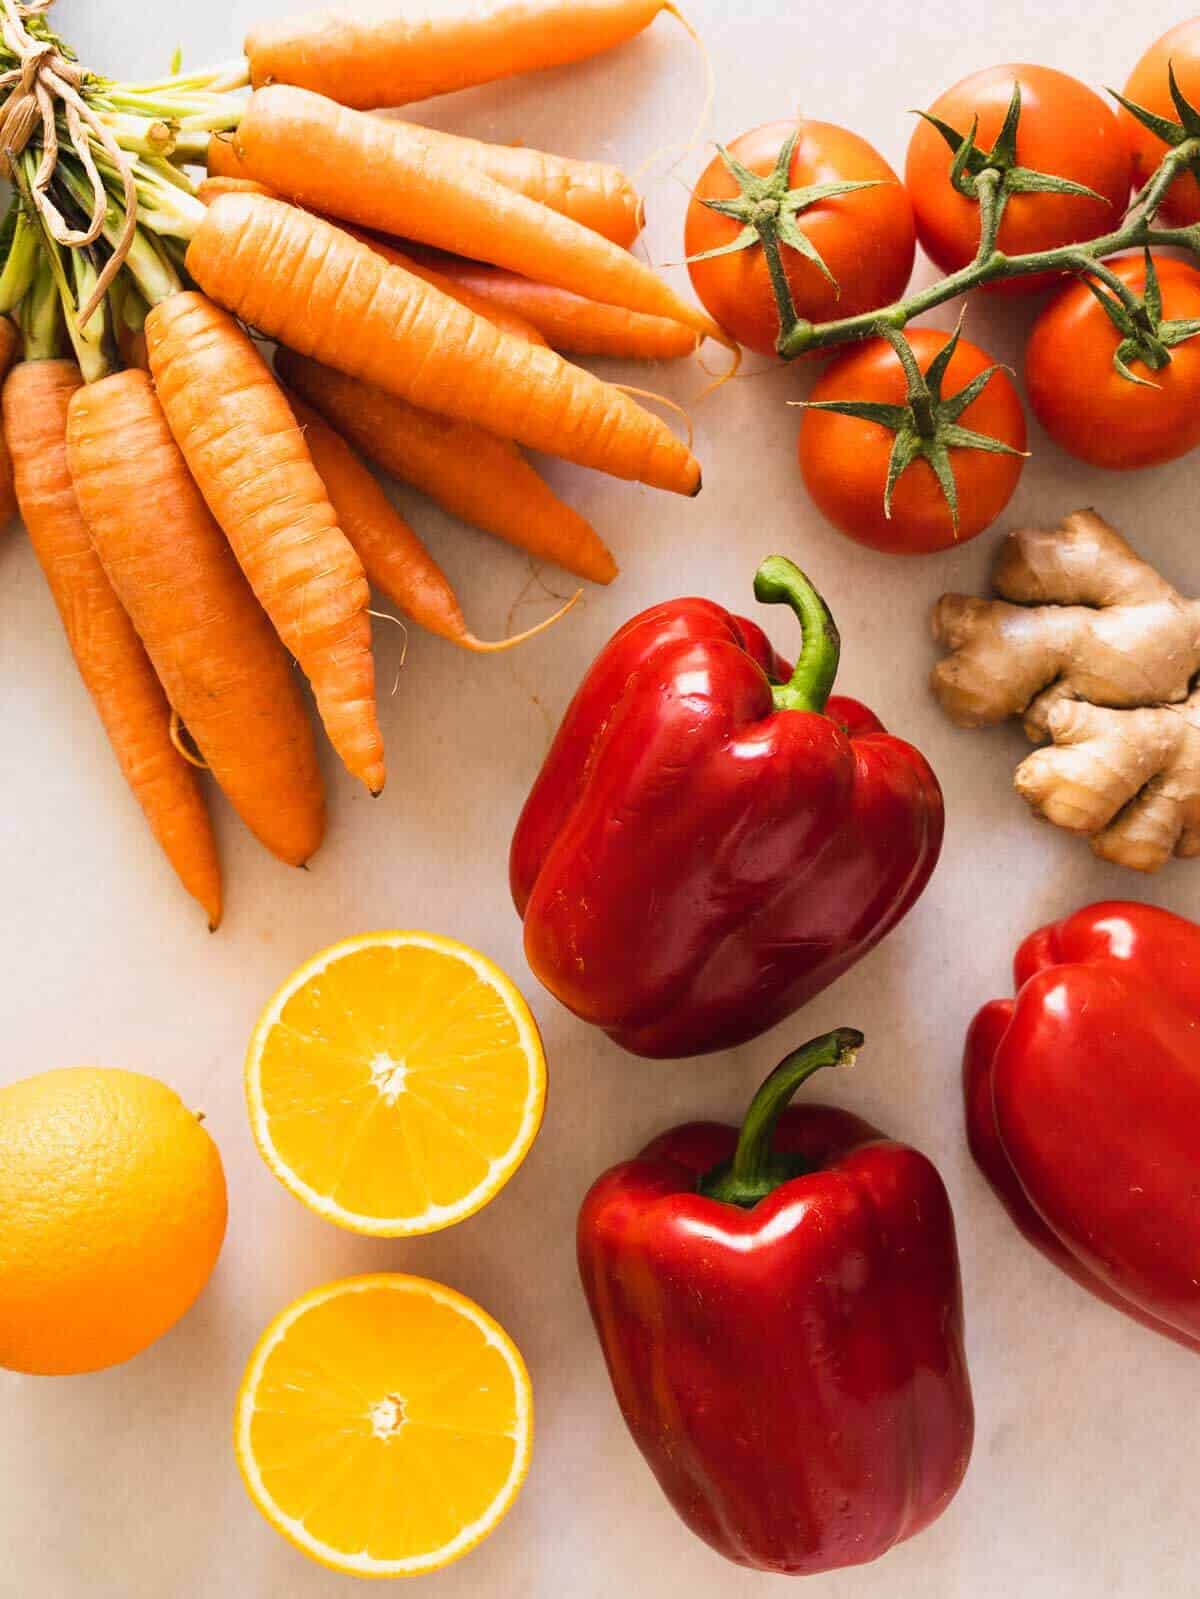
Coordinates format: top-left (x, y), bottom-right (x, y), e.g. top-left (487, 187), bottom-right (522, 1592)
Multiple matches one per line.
top-left (1025, 255), bottom-right (1200, 469)
top-left (1121, 20), bottom-right (1200, 224)
top-left (905, 64), bottom-right (1130, 293)
top-left (798, 328), bottom-right (1027, 555)
top-left (685, 119), bottom-right (916, 356)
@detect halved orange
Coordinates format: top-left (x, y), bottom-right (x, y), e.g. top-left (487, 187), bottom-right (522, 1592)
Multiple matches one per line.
top-left (235, 1273), bottom-right (533, 1577)
top-left (245, 932), bottom-right (546, 1236)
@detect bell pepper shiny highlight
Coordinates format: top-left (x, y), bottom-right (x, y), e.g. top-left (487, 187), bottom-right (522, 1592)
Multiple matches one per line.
top-left (965, 900), bottom-right (1200, 1352)
top-left (511, 558), bottom-right (944, 1058)
top-left (578, 1031), bottom-right (974, 1574)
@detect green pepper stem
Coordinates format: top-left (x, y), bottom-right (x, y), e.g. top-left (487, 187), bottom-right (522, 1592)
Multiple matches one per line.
top-left (753, 556), bottom-right (841, 713)
top-left (697, 1028), bottom-right (865, 1208)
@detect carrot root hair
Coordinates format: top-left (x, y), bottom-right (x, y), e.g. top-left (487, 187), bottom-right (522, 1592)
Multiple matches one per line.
top-left (460, 586), bottom-right (582, 653)
top-left (169, 709), bottom-right (210, 770)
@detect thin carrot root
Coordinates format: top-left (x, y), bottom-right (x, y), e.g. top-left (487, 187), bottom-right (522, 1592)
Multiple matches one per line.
top-left (169, 710), bottom-right (209, 770)
top-left (632, 3), bottom-right (714, 179)
top-left (294, 393), bottom-right (584, 651)
top-left (67, 368), bottom-right (327, 868)
top-left (4, 358), bottom-right (222, 926)
top-left (277, 348), bottom-right (619, 585)
top-left (232, 87), bottom-right (725, 345)
top-left (189, 193), bottom-right (700, 495)
top-left (244, 0), bottom-right (672, 109)
top-left (145, 290), bottom-right (385, 795)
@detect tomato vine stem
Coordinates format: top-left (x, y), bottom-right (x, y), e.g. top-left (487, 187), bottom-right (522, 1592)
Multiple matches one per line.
top-left (776, 118), bottom-right (1200, 360)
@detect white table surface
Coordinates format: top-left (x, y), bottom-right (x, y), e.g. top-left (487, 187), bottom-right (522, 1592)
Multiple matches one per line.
top-left (3, 1), bottom-right (1197, 1594)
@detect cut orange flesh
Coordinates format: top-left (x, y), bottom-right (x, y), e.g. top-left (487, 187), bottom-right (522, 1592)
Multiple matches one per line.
top-left (245, 931), bottom-right (546, 1235)
top-left (235, 1273), bottom-right (533, 1577)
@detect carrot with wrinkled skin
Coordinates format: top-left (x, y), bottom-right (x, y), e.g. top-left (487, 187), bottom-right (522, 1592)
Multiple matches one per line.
top-left (196, 175), bottom-right (275, 204)
top-left (196, 183), bottom-right (547, 345)
top-left (3, 359), bottom-right (222, 926)
top-left (212, 118), bottom-right (643, 246)
top-left (67, 370), bottom-right (326, 867)
top-left (277, 349), bottom-right (619, 584)
top-left (144, 291), bottom-right (385, 793)
top-left (291, 396), bottom-right (581, 646)
top-left (401, 250), bottom-right (700, 360)
top-left (246, 0), bottom-right (679, 109)
top-left (233, 87), bottom-right (721, 340)
top-left (189, 194), bottom-right (700, 495)
top-left (0, 316), bottom-right (19, 526)
top-left (345, 227), bottom-right (547, 345)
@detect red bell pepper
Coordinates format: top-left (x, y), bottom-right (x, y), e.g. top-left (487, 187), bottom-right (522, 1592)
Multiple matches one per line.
top-left (966, 900), bottom-right (1200, 1352)
top-left (510, 558), bottom-right (943, 1058)
top-left (578, 1031), bottom-right (974, 1575)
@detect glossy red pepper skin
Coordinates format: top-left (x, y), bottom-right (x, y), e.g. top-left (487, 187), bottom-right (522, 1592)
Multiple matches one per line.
top-left (965, 900), bottom-right (1200, 1352)
top-left (578, 1100), bottom-right (973, 1574)
top-left (510, 567), bottom-right (944, 1058)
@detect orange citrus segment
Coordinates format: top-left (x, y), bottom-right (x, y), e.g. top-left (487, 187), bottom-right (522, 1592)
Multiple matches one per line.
top-left (245, 932), bottom-right (546, 1235)
top-left (235, 1273), bottom-right (533, 1577)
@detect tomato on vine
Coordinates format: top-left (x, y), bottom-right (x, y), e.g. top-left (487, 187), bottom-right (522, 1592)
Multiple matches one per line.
top-left (685, 119), bottom-right (915, 356)
top-left (905, 64), bottom-right (1131, 292)
top-left (1119, 20), bottom-right (1200, 224)
top-left (798, 324), bottom-right (1026, 555)
top-left (1025, 253), bottom-right (1200, 470)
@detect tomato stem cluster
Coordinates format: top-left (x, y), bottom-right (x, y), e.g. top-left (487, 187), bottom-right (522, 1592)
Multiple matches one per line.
top-left (776, 94), bottom-right (1200, 360)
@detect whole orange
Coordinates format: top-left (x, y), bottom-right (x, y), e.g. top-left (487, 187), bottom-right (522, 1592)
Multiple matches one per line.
top-left (0, 1066), bottom-right (227, 1375)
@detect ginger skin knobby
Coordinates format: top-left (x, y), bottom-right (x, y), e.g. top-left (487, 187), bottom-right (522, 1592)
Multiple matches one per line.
top-left (931, 509), bottom-right (1200, 872)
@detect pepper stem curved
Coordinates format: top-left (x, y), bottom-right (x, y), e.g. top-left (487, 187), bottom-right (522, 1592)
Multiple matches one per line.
top-left (753, 556), bottom-right (841, 713)
top-left (697, 1028), bottom-right (865, 1208)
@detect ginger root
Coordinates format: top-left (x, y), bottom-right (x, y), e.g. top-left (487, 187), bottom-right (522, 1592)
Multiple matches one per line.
top-left (931, 509), bottom-right (1200, 872)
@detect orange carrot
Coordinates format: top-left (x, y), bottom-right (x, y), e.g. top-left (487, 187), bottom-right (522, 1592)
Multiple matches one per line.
top-left (233, 87), bottom-right (720, 339)
top-left (213, 116), bottom-right (642, 246)
top-left (403, 251), bottom-right (700, 360)
top-left (144, 291), bottom-right (385, 794)
top-left (67, 370), bottom-right (327, 867)
top-left (345, 227), bottom-right (547, 345)
top-left (207, 132), bottom-right (254, 180)
top-left (3, 359), bottom-right (222, 925)
top-left (189, 194), bottom-right (700, 496)
top-left (196, 175), bottom-right (275, 204)
top-left (245, 0), bottom-right (678, 108)
top-left (291, 396), bottom-right (581, 645)
top-left (278, 350), bottom-right (619, 583)
top-left (0, 315), bottom-right (20, 526)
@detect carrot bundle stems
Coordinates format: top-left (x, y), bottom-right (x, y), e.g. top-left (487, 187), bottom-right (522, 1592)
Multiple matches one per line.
top-left (144, 290), bottom-right (386, 795)
top-left (232, 86), bottom-right (721, 342)
top-left (244, 0), bottom-right (674, 109)
top-left (3, 358), bottom-right (222, 926)
top-left (291, 397), bottom-right (582, 650)
top-left (188, 193), bottom-right (700, 496)
top-left (67, 370), bottom-right (327, 868)
top-left (277, 348), bottom-right (619, 585)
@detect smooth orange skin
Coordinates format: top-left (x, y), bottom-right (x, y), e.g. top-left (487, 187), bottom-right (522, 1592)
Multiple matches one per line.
top-left (1121, 19), bottom-right (1200, 225)
top-left (0, 1067), bottom-right (227, 1376)
top-left (686, 119), bottom-right (916, 356)
top-left (906, 65), bottom-right (1131, 295)
top-left (1026, 255), bottom-right (1200, 469)
top-left (798, 328), bottom-right (1026, 555)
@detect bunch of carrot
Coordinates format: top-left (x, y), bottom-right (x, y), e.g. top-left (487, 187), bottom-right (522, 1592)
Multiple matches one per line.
top-left (0, 0), bottom-right (715, 926)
